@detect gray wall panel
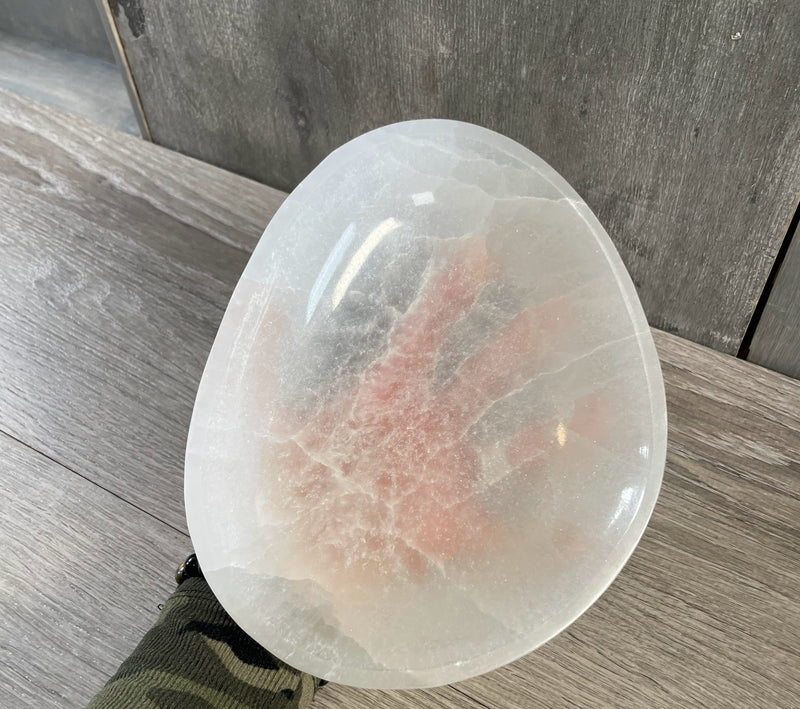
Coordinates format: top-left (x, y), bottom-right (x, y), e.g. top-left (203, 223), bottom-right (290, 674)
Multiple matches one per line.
top-left (105, 0), bottom-right (800, 355)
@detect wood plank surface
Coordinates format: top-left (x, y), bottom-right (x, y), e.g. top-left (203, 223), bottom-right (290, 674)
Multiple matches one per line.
top-left (1, 90), bottom-right (799, 707)
top-left (0, 88), bottom-right (284, 532)
top-left (748, 216), bottom-right (800, 378)
top-left (0, 430), bottom-right (187, 708)
top-left (103, 0), bottom-right (800, 355)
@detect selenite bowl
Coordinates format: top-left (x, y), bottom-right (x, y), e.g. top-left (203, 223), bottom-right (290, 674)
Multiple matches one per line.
top-left (185, 120), bottom-right (667, 688)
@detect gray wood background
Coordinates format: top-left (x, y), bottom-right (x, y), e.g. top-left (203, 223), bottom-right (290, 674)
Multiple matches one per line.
top-left (102, 0), bottom-right (800, 357)
top-left (2, 89), bottom-right (799, 707)
top-left (0, 0), bottom-right (113, 60)
top-left (748, 216), bottom-right (800, 378)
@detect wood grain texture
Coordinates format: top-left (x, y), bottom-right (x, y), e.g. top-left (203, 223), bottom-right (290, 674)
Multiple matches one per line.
top-left (313, 684), bottom-right (485, 709)
top-left (0, 88), bottom-right (284, 531)
top-left (0, 0), bottom-right (114, 61)
top-left (0, 430), bottom-right (188, 709)
top-left (1, 91), bottom-right (799, 707)
top-left (748, 216), bottom-right (800, 378)
top-left (103, 0), bottom-right (800, 354)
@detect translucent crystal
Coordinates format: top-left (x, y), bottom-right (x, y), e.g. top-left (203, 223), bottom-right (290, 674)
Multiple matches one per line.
top-left (185, 120), bottom-right (667, 688)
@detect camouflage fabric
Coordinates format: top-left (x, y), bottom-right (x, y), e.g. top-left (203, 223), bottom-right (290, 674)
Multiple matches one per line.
top-left (86, 576), bottom-right (320, 708)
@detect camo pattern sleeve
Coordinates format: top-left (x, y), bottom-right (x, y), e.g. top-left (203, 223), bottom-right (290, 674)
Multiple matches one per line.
top-left (86, 576), bottom-right (321, 709)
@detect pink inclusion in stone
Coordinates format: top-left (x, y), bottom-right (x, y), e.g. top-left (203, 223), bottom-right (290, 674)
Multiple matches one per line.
top-left (262, 235), bottom-right (580, 579)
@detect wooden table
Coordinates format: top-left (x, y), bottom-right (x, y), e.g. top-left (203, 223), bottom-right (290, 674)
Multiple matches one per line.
top-left (1, 89), bottom-right (798, 708)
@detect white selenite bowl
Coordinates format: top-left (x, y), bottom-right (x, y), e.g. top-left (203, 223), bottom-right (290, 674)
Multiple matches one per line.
top-left (185, 120), bottom-right (667, 689)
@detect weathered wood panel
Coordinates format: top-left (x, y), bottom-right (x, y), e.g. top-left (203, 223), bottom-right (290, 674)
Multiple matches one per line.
top-left (0, 430), bottom-right (187, 708)
top-left (103, 0), bottom-right (800, 354)
top-left (1, 91), bottom-right (799, 707)
top-left (0, 88), bottom-right (284, 532)
top-left (0, 0), bottom-right (113, 61)
top-left (747, 215), bottom-right (800, 378)
top-left (312, 685), bottom-right (485, 709)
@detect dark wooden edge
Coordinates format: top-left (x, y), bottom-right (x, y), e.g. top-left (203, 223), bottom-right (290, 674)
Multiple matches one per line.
top-left (94, 0), bottom-right (151, 140)
top-left (738, 194), bottom-right (800, 359)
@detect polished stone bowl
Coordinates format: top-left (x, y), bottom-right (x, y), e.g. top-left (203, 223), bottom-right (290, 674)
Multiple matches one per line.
top-left (185, 120), bottom-right (667, 688)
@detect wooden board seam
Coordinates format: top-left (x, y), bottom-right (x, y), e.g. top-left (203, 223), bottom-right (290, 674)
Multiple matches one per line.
top-left (0, 424), bottom-right (189, 538)
top-left (738, 195), bottom-right (800, 359)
